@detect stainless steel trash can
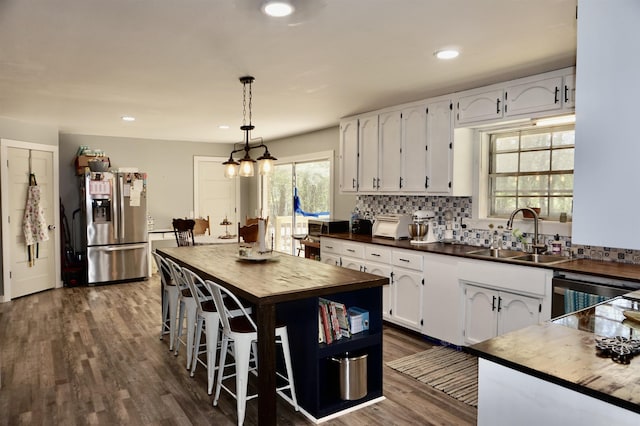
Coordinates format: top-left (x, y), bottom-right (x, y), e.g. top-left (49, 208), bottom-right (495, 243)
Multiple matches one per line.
top-left (332, 353), bottom-right (368, 400)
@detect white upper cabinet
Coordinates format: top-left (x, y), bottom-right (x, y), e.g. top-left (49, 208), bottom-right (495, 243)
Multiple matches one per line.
top-left (340, 99), bottom-right (471, 196)
top-left (504, 76), bottom-right (563, 117)
top-left (357, 113), bottom-right (379, 192)
top-left (454, 67), bottom-right (575, 127)
top-left (339, 118), bottom-right (358, 193)
top-left (425, 99), bottom-right (453, 194)
top-left (378, 110), bottom-right (403, 192)
top-left (340, 66), bottom-right (575, 195)
top-left (455, 88), bottom-right (504, 125)
top-left (400, 104), bottom-right (428, 192)
top-left (562, 72), bottom-right (576, 109)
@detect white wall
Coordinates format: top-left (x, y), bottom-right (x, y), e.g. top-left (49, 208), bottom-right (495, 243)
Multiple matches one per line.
top-left (59, 134), bottom-right (231, 229)
top-left (0, 117), bottom-right (59, 146)
top-left (572, 0), bottom-right (640, 250)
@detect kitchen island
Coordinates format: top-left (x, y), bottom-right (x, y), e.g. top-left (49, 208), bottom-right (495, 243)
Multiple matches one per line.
top-left (468, 291), bottom-right (640, 425)
top-left (157, 244), bottom-right (388, 425)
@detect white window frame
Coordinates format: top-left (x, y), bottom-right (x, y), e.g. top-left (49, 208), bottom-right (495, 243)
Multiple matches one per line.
top-left (488, 125), bottom-right (575, 219)
top-left (469, 127), bottom-right (573, 237)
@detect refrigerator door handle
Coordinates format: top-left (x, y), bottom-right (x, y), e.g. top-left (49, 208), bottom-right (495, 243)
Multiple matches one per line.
top-left (112, 177), bottom-right (118, 242)
top-left (95, 243), bottom-right (148, 252)
top-left (119, 174), bottom-right (125, 240)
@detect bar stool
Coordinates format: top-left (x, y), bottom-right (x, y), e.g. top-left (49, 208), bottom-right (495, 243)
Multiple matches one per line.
top-left (209, 280), bottom-right (298, 426)
top-left (153, 252), bottom-right (179, 350)
top-left (182, 268), bottom-right (252, 394)
top-left (167, 258), bottom-right (198, 370)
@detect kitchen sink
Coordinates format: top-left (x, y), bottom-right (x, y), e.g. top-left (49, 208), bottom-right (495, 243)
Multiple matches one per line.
top-left (466, 248), bottom-right (571, 265)
top-left (510, 253), bottom-right (572, 264)
top-left (467, 248), bottom-right (526, 259)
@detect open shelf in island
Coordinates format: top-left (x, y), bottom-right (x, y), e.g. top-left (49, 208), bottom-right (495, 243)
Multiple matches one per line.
top-left (276, 285), bottom-right (383, 421)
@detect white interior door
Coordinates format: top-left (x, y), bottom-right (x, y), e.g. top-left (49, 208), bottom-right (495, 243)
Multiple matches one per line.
top-left (193, 156), bottom-right (238, 238)
top-left (1, 140), bottom-right (60, 301)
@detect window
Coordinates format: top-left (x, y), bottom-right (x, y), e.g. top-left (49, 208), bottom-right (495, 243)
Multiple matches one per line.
top-left (489, 125), bottom-right (574, 220)
top-left (263, 152), bottom-right (332, 254)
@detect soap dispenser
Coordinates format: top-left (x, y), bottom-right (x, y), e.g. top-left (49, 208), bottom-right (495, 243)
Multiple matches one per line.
top-left (491, 226), bottom-right (503, 250)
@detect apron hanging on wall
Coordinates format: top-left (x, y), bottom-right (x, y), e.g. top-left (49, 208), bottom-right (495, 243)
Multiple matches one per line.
top-left (23, 172), bottom-right (49, 267)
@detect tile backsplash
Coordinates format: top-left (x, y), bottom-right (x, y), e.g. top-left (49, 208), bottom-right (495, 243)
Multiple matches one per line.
top-left (355, 195), bottom-right (640, 265)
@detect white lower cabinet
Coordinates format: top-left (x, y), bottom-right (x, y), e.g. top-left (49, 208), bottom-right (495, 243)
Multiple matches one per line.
top-left (390, 266), bottom-right (423, 331)
top-left (362, 260), bottom-right (392, 320)
top-left (320, 238), bottom-right (342, 266)
top-left (388, 249), bottom-right (424, 331)
top-left (422, 253), bottom-right (463, 346)
top-left (341, 256), bottom-right (362, 271)
top-left (463, 284), bottom-right (540, 345)
top-left (320, 238), bottom-right (551, 346)
top-left (459, 259), bottom-right (550, 346)
top-left (321, 253), bottom-right (341, 266)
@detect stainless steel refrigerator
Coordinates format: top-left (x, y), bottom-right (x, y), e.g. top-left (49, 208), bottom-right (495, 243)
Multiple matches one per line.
top-left (82, 171), bottom-right (148, 284)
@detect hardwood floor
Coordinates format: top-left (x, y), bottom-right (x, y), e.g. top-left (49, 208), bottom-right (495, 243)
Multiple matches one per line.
top-left (0, 275), bottom-right (476, 425)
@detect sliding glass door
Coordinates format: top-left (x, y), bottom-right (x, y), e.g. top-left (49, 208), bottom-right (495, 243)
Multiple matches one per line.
top-left (264, 153), bottom-right (331, 255)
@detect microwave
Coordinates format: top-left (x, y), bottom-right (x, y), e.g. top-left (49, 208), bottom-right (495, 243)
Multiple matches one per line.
top-left (307, 218), bottom-right (349, 239)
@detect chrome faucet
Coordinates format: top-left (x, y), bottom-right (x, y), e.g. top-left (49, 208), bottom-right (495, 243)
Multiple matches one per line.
top-left (506, 208), bottom-right (546, 254)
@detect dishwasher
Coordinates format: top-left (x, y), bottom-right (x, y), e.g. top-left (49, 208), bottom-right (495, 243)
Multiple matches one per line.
top-left (551, 272), bottom-right (640, 318)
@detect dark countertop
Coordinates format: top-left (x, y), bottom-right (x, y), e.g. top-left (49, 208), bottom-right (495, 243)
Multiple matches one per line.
top-left (323, 233), bottom-right (640, 283)
top-left (468, 291), bottom-right (640, 414)
top-left (323, 233), bottom-right (640, 411)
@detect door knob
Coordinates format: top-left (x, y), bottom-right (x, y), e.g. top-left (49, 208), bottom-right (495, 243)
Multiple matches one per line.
top-left (48, 225), bottom-right (56, 230)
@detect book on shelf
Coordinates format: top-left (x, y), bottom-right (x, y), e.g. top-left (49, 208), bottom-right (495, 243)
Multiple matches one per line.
top-left (318, 297), bottom-right (352, 343)
top-left (333, 301), bottom-right (351, 338)
top-left (318, 310), bottom-right (325, 344)
top-left (319, 299), bottom-right (333, 344)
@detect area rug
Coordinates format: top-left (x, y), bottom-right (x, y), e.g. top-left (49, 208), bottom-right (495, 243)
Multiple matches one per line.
top-left (386, 346), bottom-right (478, 407)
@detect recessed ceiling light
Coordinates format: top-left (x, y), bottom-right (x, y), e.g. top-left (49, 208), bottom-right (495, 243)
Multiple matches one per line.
top-left (218, 125), bottom-right (230, 129)
top-left (434, 49), bottom-right (460, 60)
top-left (121, 116), bottom-right (136, 122)
top-left (262, 1), bottom-right (294, 17)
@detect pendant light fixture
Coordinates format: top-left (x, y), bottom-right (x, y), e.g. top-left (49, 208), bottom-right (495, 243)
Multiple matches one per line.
top-left (223, 76), bottom-right (277, 178)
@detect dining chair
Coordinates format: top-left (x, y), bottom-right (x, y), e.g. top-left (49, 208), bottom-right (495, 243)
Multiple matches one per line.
top-left (173, 218), bottom-right (196, 246)
top-left (153, 251), bottom-right (179, 350)
top-left (166, 257), bottom-right (198, 370)
top-left (209, 280), bottom-right (298, 425)
top-left (182, 268), bottom-right (251, 395)
top-left (237, 223), bottom-right (259, 243)
top-left (291, 234), bottom-right (307, 257)
top-left (193, 216), bottom-right (210, 236)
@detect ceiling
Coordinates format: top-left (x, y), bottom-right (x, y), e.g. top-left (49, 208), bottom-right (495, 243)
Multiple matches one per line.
top-left (0, 0), bottom-right (577, 144)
